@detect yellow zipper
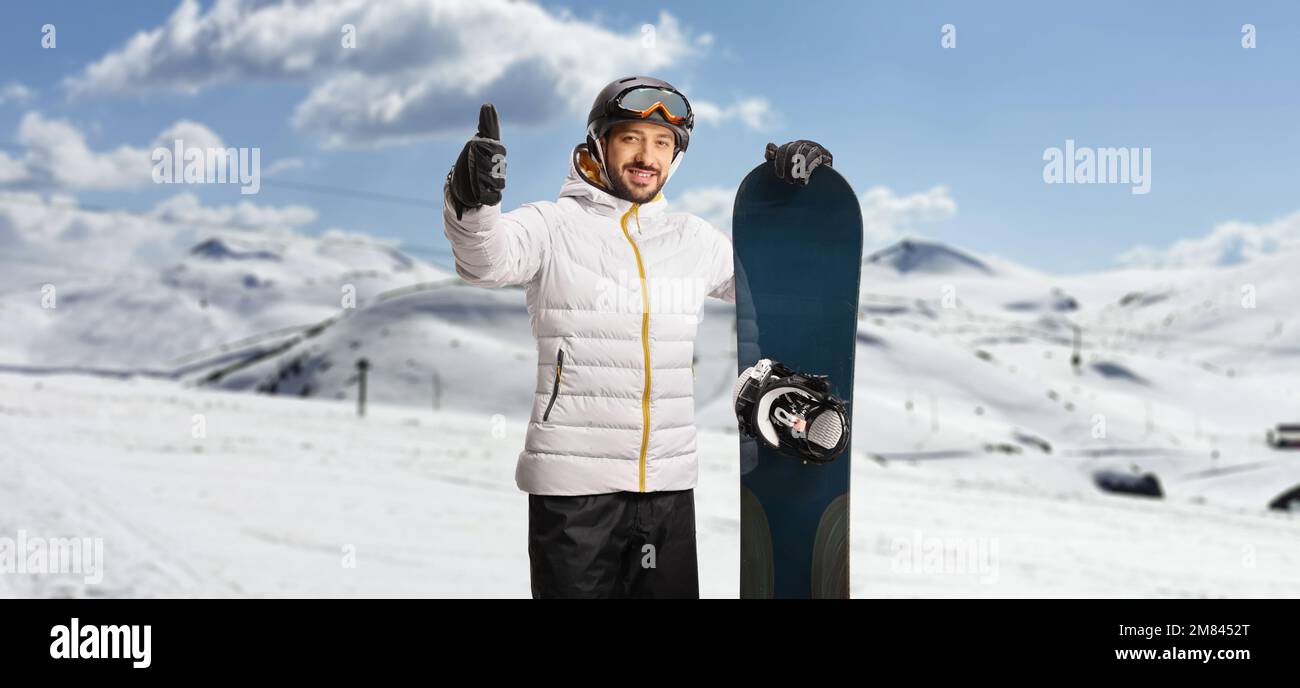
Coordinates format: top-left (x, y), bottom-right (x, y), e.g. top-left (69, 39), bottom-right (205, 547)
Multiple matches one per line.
top-left (619, 204), bottom-right (651, 492)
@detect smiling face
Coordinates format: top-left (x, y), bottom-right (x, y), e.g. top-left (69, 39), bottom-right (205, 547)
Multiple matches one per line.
top-left (602, 121), bottom-right (677, 204)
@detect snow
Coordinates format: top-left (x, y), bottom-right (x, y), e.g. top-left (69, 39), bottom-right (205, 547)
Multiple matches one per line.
top-left (2, 371), bottom-right (1297, 598)
top-left (0, 216), bottom-right (451, 370)
top-left (864, 238), bottom-right (1000, 277)
top-left (4, 223), bottom-right (1300, 597)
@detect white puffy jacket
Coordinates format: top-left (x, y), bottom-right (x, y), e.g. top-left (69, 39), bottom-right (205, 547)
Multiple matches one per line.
top-left (443, 147), bottom-right (735, 496)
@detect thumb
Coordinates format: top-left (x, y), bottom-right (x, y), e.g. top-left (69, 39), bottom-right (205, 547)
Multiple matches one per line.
top-left (477, 103), bottom-right (501, 141)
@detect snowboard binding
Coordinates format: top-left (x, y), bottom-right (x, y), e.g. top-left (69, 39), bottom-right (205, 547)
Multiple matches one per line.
top-left (732, 358), bottom-right (850, 464)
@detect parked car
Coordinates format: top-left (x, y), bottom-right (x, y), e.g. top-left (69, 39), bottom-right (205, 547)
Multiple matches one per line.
top-left (1266, 424), bottom-right (1300, 449)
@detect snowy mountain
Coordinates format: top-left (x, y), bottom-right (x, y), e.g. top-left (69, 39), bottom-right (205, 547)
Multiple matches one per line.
top-left (0, 218), bottom-right (452, 371)
top-left (4, 217), bottom-right (1300, 596)
top-left (0, 193), bottom-right (739, 419)
top-left (840, 238), bottom-right (1300, 515)
top-left (864, 238), bottom-right (997, 277)
top-left (206, 282), bottom-right (537, 414)
top-left (7, 219), bottom-right (1298, 510)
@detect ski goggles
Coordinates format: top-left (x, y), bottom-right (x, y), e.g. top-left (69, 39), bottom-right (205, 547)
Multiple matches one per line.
top-left (611, 86), bottom-right (692, 126)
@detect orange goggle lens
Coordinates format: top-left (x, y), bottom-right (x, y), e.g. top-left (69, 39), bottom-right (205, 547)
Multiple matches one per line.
top-left (614, 87), bottom-right (691, 125)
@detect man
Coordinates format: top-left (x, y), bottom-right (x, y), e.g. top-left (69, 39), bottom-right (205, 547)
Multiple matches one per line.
top-left (443, 76), bottom-right (832, 598)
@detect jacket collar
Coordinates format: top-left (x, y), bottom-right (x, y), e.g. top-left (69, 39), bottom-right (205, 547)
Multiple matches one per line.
top-left (559, 145), bottom-right (668, 220)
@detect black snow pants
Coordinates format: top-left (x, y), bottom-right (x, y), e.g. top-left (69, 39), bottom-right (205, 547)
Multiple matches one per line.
top-left (527, 488), bottom-right (700, 599)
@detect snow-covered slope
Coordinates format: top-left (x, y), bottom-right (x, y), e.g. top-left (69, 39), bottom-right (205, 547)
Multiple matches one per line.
top-left (207, 282), bottom-right (538, 414)
top-left (0, 218), bottom-right (451, 370)
top-left (2, 371), bottom-right (1297, 598)
top-left (6, 216), bottom-right (1300, 596)
top-left (153, 231), bottom-right (1300, 516)
top-left (832, 239), bottom-right (1300, 514)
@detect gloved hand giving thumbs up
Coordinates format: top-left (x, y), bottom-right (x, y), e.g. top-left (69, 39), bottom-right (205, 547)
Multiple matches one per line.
top-left (446, 103), bottom-right (507, 219)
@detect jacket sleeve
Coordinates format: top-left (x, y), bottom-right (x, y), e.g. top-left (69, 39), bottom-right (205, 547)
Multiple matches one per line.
top-left (703, 221), bottom-right (736, 304)
top-left (442, 188), bottom-right (550, 288)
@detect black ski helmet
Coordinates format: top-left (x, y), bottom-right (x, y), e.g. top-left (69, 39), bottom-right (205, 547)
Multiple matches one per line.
top-left (586, 76), bottom-right (693, 166)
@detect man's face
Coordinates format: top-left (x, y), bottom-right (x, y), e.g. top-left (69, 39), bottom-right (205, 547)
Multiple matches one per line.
top-left (602, 121), bottom-right (676, 204)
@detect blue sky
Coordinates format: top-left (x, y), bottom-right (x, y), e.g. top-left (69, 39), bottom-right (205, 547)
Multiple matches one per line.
top-left (1, 0), bottom-right (1298, 273)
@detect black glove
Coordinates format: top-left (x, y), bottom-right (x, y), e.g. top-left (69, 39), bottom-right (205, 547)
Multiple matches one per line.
top-left (765, 140), bottom-right (832, 186)
top-left (446, 103), bottom-right (507, 219)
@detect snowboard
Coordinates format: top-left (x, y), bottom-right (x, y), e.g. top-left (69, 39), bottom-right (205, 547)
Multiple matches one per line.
top-left (733, 163), bottom-right (862, 599)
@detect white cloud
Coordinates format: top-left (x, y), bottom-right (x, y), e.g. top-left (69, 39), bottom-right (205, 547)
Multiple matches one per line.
top-left (9, 112), bottom-right (153, 189)
top-left (860, 185), bottom-right (957, 244)
top-left (0, 112), bottom-right (225, 191)
top-left (0, 152), bottom-right (26, 185)
top-left (265, 157), bottom-right (306, 176)
top-left (1117, 210), bottom-right (1300, 269)
top-left (154, 120), bottom-right (226, 151)
top-left (0, 82), bottom-right (33, 106)
top-left (693, 97), bottom-right (775, 131)
top-left (65, 0), bottom-right (742, 147)
top-left (319, 226), bottom-right (402, 249)
top-left (674, 186), bottom-right (735, 236)
top-left (676, 183), bottom-right (957, 245)
top-left (150, 192), bottom-right (317, 231)
top-left (0, 190), bottom-right (319, 279)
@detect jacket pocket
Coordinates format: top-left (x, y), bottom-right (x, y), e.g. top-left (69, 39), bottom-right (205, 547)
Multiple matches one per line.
top-left (543, 348), bottom-right (564, 421)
